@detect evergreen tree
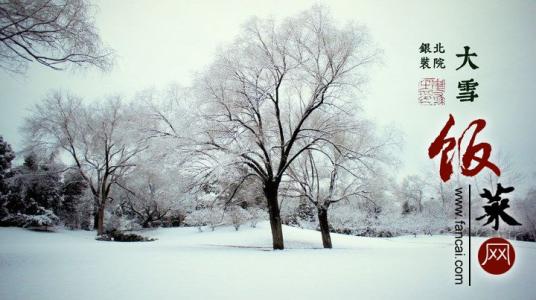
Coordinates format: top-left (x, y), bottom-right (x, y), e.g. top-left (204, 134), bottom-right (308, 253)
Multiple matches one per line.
top-left (60, 170), bottom-right (91, 229)
top-left (1, 152), bottom-right (61, 228)
top-left (0, 136), bottom-right (16, 220)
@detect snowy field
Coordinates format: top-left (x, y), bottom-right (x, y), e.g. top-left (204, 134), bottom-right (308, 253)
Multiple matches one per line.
top-left (0, 222), bottom-right (534, 300)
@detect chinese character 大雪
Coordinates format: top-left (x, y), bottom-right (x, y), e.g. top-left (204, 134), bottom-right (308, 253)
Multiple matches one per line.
top-left (456, 46), bottom-right (479, 70)
top-left (457, 79), bottom-right (479, 102)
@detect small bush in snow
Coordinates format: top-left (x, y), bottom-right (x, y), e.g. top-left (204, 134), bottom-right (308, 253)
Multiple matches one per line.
top-left (96, 230), bottom-right (155, 242)
top-left (105, 211), bottom-right (141, 233)
top-left (184, 208), bottom-right (223, 231)
top-left (248, 207), bottom-right (267, 228)
top-left (227, 207), bottom-right (250, 231)
top-left (1, 208), bottom-right (59, 230)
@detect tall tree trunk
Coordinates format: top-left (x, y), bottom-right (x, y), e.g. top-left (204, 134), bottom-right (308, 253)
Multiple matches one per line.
top-left (93, 203), bottom-right (99, 230)
top-left (318, 207), bottom-right (332, 249)
top-left (142, 217), bottom-right (152, 228)
top-left (264, 181), bottom-right (284, 250)
top-left (97, 203), bottom-right (105, 235)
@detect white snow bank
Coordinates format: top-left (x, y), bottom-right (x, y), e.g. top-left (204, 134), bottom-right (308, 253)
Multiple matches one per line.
top-left (0, 222), bottom-right (534, 300)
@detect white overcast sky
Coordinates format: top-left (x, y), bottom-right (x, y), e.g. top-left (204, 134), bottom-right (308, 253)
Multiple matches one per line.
top-left (1, 0), bottom-right (535, 185)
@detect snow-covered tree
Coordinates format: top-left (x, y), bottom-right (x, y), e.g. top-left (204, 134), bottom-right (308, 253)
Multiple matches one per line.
top-left (0, 0), bottom-right (114, 73)
top-left (59, 170), bottom-right (92, 229)
top-left (178, 6), bottom-right (377, 249)
top-left (118, 165), bottom-right (183, 228)
top-left (1, 153), bottom-right (62, 229)
top-left (0, 135), bottom-right (16, 220)
top-left (287, 142), bottom-right (388, 247)
top-left (397, 175), bottom-right (426, 215)
top-left (518, 188), bottom-right (536, 240)
top-left (24, 92), bottom-right (147, 234)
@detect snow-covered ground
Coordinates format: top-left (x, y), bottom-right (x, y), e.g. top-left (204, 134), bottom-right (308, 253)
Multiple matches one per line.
top-left (0, 222), bottom-right (534, 300)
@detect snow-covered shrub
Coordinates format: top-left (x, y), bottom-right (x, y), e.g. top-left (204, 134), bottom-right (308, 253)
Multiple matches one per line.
top-left (96, 230), bottom-right (156, 242)
top-left (116, 162), bottom-right (187, 228)
top-left (0, 153), bottom-right (64, 230)
top-left (184, 209), bottom-right (207, 231)
top-left (247, 207), bottom-right (267, 228)
top-left (280, 198), bottom-right (299, 226)
top-left (280, 197), bottom-right (318, 229)
top-left (158, 208), bottom-right (187, 227)
top-left (105, 211), bottom-right (141, 233)
top-left (184, 207), bottom-right (223, 231)
top-left (1, 208), bottom-right (59, 230)
top-left (226, 206), bottom-right (251, 231)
